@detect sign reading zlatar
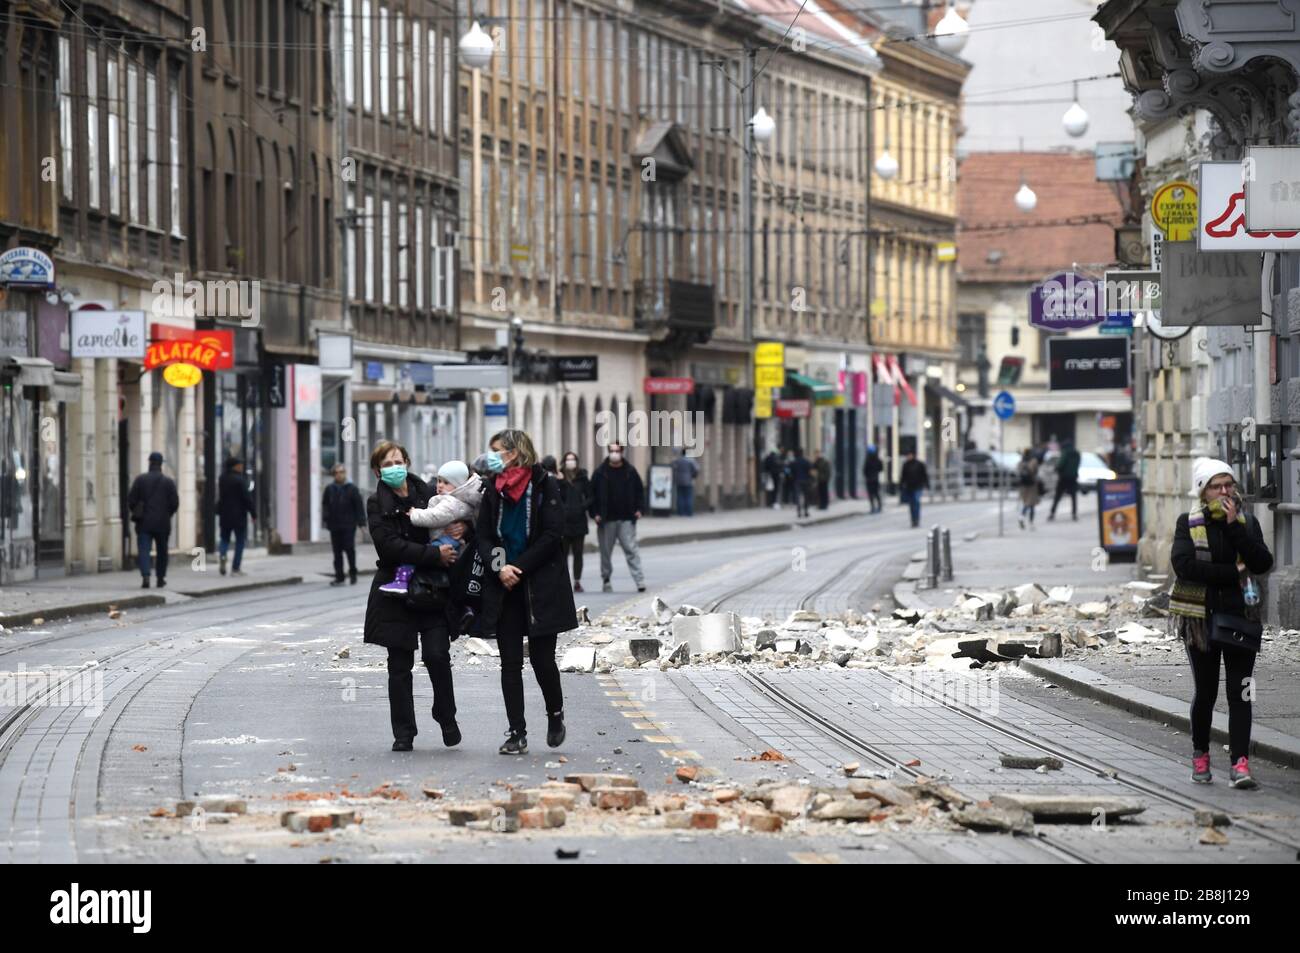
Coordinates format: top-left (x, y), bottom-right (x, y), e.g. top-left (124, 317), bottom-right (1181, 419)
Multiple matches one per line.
top-left (143, 325), bottom-right (234, 371)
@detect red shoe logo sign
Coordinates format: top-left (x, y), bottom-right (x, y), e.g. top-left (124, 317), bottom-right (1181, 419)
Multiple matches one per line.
top-left (1205, 190), bottom-right (1299, 239)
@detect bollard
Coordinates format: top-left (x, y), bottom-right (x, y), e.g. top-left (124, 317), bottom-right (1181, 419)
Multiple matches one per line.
top-left (941, 528), bottom-right (953, 582)
top-left (925, 526), bottom-right (940, 589)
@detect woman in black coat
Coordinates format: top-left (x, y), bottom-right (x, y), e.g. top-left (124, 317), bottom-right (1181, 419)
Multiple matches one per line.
top-left (1170, 459), bottom-right (1273, 789)
top-left (557, 451), bottom-right (592, 592)
top-left (363, 440), bottom-right (460, 752)
top-left (476, 429), bottom-right (578, 755)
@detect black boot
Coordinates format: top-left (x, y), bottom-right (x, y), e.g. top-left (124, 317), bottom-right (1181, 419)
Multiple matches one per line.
top-left (392, 738), bottom-right (413, 752)
top-left (547, 711), bottom-right (566, 748)
top-left (439, 716), bottom-right (461, 747)
top-left (498, 730), bottom-right (527, 755)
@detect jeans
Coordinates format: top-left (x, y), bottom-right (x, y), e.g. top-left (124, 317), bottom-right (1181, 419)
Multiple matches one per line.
top-left (330, 528), bottom-right (357, 581)
top-left (675, 485), bottom-right (694, 516)
top-left (1186, 639), bottom-right (1257, 762)
top-left (386, 621), bottom-right (456, 742)
top-left (900, 488), bottom-right (922, 526)
top-left (562, 535), bottom-right (585, 582)
top-left (598, 519), bottom-right (644, 585)
top-left (137, 531), bottom-right (170, 580)
top-left (219, 525), bottom-right (246, 571)
top-left (497, 587), bottom-right (563, 735)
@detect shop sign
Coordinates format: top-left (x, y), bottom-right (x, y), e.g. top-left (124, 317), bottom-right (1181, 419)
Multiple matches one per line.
top-left (163, 363), bottom-right (202, 388)
top-left (71, 310), bottom-right (146, 359)
top-left (1159, 242), bottom-right (1263, 328)
top-left (774, 398), bottom-right (811, 419)
top-left (643, 377), bottom-right (694, 395)
top-left (555, 355), bottom-right (599, 382)
top-left (294, 364), bottom-right (322, 422)
top-left (0, 247), bottom-right (54, 287)
top-left (1151, 180), bottom-right (1198, 241)
top-left (144, 326), bottom-right (234, 371)
top-left (1244, 145), bottom-right (1300, 232)
top-left (1199, 161), bottom-right (1300, 250)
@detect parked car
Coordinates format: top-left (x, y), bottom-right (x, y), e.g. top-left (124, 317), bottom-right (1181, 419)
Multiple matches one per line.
top-left (1041, 449), bottom-right (1118, 494)
top-left (961, 450), bottom-right (1019, 488)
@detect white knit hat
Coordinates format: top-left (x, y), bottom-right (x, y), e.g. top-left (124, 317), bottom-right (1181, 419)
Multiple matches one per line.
top-left (1191, 457), bottom-right (1235, 498)
top-left (437, 460), bottom-right (470, 486)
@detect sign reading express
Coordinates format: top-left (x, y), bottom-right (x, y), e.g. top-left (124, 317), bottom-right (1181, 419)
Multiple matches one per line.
top-left (143, 327), bottom-right (235, 371)
top-left (1029, 273), bottom-right (1105, 331)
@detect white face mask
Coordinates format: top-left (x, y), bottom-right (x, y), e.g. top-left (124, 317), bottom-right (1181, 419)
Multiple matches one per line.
top-left (609, 452), bottom-right (623, 464)
top-left (564, 459), bottom-right (577, 470)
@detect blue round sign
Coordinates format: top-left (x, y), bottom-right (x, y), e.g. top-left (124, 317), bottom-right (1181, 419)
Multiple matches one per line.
top-left (993, 390), bottom-right (1016, 420)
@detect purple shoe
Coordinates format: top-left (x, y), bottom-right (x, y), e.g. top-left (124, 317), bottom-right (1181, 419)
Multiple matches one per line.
top-left (379, 564), bottom-right (413, 595)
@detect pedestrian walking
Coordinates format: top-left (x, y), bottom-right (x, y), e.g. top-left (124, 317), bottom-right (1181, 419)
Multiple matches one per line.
top-left (1016, 449), bottom-right (1041, 530)
top-left (671, 448), bottom-right (700, 517)
top-left (362, 440), bottom-right (461, 752)
top-left (127, 451), bottom-right (179, 589)
top-left (216, 456), bottom-right (255, 576)
top-left (557, 452), bottom-right (592, 592)
top-left (1047, 439), bottom-right (1080, 521)
top-left (589, 442), bottom-right (646, 593)
top-left (1170, 458), bottom-right (1273, 789)
top-left (863, 445), bottom-right (884, 514)
top-left (898, 450), bottom-right (929, 528)
top-left (782, 449), bottom-right (797, 506)
top-left (790, 448), bottom-right (814, 518)
top-left (762, 450), bottom-right (784, 509)
top-left (476, 429), bottom-right (577, 756)
top-left (322, 462), bottom-right (365, 585)
top-left (813, 450), bottom-right (832, 510)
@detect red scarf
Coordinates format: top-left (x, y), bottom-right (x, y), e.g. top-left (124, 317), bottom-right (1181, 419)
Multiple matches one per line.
top-left (495, 466), bottom-right (532, 503)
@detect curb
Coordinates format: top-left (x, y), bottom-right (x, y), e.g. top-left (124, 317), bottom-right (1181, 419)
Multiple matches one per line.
top-left (1020, 658), bottom-right (1300, 770)
top-left (583, 507), bottom-right (865, 553)
top-left (173, 576), bottom-right (303, 599)
top-left (0, 594), bottom-right (167, 629)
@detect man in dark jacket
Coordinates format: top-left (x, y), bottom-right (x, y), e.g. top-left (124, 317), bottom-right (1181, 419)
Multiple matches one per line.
top-left (762, 450), bottom-right (784, 509)
top-left (899, 450), bottom-right (929, 528)
top-left (790, 448), bottom-right (814, 518)
top-left (127, 451), bottom-right (179, 588)
top-left (671, 448), bottom-right (700, 517)
top-left (557, 452), bottom-right (592, 592)
top-left (813, 450), bottom-right (832, 511)
top-left (216, 456), bottom-right (255, 576)
top-left (323, 462), bottom-right (366, 585)
top-left (1048, 440), bottom-right (1081, 521)
top-left (589, 442), bottom-right (645, 593)
top-left (863, 445), bottom-right (884, 514)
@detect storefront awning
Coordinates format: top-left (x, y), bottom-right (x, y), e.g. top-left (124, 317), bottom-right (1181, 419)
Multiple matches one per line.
top-left (786, 371), bottom-right (836, 401)
top-left (1, 355), bottom-right (55, 388)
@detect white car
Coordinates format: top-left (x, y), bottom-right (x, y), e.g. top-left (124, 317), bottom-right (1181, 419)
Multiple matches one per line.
top-left (1042, 450), bottom-right (1117, 494)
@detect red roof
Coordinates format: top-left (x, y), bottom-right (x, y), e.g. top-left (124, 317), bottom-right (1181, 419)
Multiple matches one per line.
top-left (957, 151), bottom-right (1126, 283)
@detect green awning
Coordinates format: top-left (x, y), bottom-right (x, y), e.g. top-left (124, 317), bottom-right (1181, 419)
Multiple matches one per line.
top-left (786, 371), bottom-right (836, 399)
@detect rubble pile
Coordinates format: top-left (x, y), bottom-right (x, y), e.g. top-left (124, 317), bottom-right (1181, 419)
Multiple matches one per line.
top-left (548, 579), bottom-right (1300, 675)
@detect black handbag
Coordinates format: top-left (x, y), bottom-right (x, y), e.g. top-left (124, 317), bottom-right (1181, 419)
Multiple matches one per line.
top-left (1208, 612), bottom-right (1263, 653)
top-left (405, 568), bottom-right (451, 611)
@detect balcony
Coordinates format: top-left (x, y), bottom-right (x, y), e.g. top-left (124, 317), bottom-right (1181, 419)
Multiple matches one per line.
top-left (634, 279), bottom-right (716, 358)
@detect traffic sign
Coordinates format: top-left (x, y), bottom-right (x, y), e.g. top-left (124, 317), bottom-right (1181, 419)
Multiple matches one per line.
top-left (993, 390), bottom-right (1016, 420)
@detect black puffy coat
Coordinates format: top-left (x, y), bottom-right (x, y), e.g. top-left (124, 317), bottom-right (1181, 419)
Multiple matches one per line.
top-left (322, 480), bottom-right (365, 532)
top-left (362, 475), bottom-right (451, 650)
top-left (127, 466), bottom-right (179, 535)
top-left (217, 467), bottom-right (255, 531)
top-left (589, 460), bottom-right (644, 522)
top-left (557, 470), bottom-right (592, 537)
top-left (1171, 511), bottom-right (1273, 616)
top-left (476, 465), bottom-right (578, 638)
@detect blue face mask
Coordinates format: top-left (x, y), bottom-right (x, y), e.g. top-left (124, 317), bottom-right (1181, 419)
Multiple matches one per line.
top-left (379, 465), bottom-right (408, 488)
top-left (484, 451), bottom-right (506, 474)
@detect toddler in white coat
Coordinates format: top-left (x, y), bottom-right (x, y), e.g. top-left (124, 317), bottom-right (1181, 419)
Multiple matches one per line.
top-left (379, 460), bottom-right (483, 595)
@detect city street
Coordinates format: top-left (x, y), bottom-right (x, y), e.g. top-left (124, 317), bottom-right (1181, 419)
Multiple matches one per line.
top-left (4, 495), bottom-right (1298, 865)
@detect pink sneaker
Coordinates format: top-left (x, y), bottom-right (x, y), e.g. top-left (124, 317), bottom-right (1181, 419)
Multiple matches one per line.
top-left (379, 564), bottom-right (413, 595)
top-left (1191, 752), bottom-right (1212, 784)
top-left (1229, 756), bottom-right (1257, 790)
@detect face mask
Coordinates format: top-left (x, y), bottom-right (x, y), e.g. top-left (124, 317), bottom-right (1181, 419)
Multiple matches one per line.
top-left (379, 465), bottom-right (408, 488)
top-left (484, 451), bottom-right (506, 474)
top-left (564, 459), bottom-right (577, 470)
top-left (609, 452), bottom-right (623, 464)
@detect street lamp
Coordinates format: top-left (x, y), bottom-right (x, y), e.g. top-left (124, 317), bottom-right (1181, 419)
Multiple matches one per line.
top-left (933, 4), bottom-right (970, 55)
top-left (459, 21), bottom-right (494, 70)
top-left (1062, 82), bottom-right (1089, 138)
top-left (875, 146), bottom-right (899, 180)
top-left (1014, 180), bottom-right (1038, 212)
top-left (750, 107), bottom-right (775, 143)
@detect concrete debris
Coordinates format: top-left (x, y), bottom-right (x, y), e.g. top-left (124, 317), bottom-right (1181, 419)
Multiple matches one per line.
top-left (848, 779), bottom-right (917, 807)
top-left (1012, 583), bottom-right (1050, 606)
top-left (175, 797), bottom-right (247, 817)
top-left (1125, 581), bottom-right (1163, 593)
top-left (462, 637), bottom-right (499, 657)
top-left (1194, 809), bottom-right (1231, 828)
top-left (812, 798), bottom-right (883, 822)
top-left (1045, 586), bottom-right (1074, 605)
top-left (1116, 621), bottom-right (1161, 644)
top-left (559, 646), bottom-right (597, 673)
top-left (958, 597), bottom-right (994, 622)
top-left (661, 642), bottom-right (690, 669)
top-left (628, 638), bottom-right (662, 663)
top-left (1011, 604), bottom-right (1037, 618)
top-left (1035, 633), bottom-right (1063, 658)
top-left (576, 605), bottom-right (591, 624)
top-left (1199, 827), bottom-right (1230, 846)
top-left (762, 785), bottom-right (815, 819)
top-left (823, 628), bottom-right (861, 650)
top-left (281, 808), bottom-right (356, 833)
top-left (841, 761), bottom-right (861, 777)
top-left (652, 597), bottom-right (674, 624)
top-left (998, 753), bottom-right (1064, 771)
top-left (754, 629), bottom-right (780, 651)
top-left (564, 773), bottom-right (638, 792)
top-left (596, 640), bottom-right (635, 668)
top-left (786, 610), bottom-right (821, 624)
top-left (675, 604), bottom-right (703, 617)
top-left (672, 612), bottom-right (743, 655)
top-left (892, 608), bottom-right (923, 625)
top-left (592, 786), bottom-right (648, 810)
top-left (740, 809), bottom-right (784, 832)
top-left (1074, 601), bottom-right (1110, 620)
top-left (989, 793), bottom-right (1146, 821)
top-left (519, 806), bottom-right (567, 829)
top-left (951, 803), bottom-right (1035, 835)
